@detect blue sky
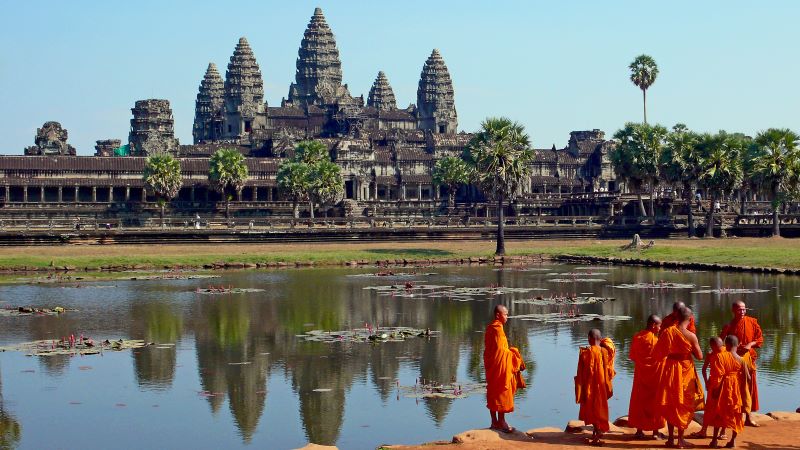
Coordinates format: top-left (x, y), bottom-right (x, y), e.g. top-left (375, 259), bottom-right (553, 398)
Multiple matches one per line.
top-left (1, 1), bottom-right (798, 155)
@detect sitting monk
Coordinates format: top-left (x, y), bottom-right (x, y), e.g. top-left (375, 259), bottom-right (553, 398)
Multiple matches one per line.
top-left (660, 301), bottom-right (697, 335)
top-left (720, 300), bottom-right (763, 427)
top-left (708, 335), bottom-right (750, 448)
top-left (484, 304), bottom-right (525, 433)
top-left (653, 306), bottom-right (704, 449)
top-left (575, 329), bottom-right (616, 446)
top-left (628, 314), bottom-right (666, 439)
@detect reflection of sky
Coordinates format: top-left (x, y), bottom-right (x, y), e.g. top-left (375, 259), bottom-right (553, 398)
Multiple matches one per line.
top-left (0, 266), bottom-right (798, 448)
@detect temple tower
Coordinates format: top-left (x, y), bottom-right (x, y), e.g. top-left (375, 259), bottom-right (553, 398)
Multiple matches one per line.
top-left (223, 37), bottom-right (267, 141)
top-left (286, 7), bottom-right (355, 108)
top-left (128, 99), bottom-right (179, 156)
top-left (24, 121), bottom-right (77, 156)
top-left (367, 71), bottom-right (397, 111)
top-left (193, 63), bottom-right (225, 144)
top-left (416, 49), bottom-right (457, 134)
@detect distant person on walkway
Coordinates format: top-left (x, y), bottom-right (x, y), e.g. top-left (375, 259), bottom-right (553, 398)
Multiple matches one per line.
top-left (575, 329), bottom-right (616, 446)
top-left (483, 304), bottom-right (525, 433)
top-left (708, 335), bottom-right (750, 448)
top-left (720, 300), bottom-right (763, 427)
top-left (660, 301), bottom-right (697, 335)
top-left (654, 307), bottom-right (705, 448)
top-left (628, 314), bottom-right (665, 439)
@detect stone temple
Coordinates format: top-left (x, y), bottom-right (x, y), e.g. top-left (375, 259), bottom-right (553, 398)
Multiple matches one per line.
top-left (0, 7), bottom-right (617, 225)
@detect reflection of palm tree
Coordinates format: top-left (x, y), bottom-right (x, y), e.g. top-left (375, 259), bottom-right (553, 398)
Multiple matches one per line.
top-left (0, 368), bottom-right (22, 449)
top-left (131, 302), bottom-right (183, 390)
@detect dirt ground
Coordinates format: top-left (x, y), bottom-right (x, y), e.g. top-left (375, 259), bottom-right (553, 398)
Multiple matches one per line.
top-left (385, 411), bottom-right (800, 450)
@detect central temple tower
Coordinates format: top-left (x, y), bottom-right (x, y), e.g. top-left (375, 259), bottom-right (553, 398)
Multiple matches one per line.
top-left (416, 49), bottom-right (458, 134)
top-left (222, 37), bottom-right (267, 142)
top-left (285, 8), bottom-right (357, 108)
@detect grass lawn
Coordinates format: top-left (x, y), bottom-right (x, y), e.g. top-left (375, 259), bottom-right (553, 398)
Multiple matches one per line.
top-left (0, 237), bottom-right (798, 270)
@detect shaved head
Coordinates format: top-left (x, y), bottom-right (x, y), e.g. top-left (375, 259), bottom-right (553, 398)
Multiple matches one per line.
top-left (725, 335), bottom-right (740, 348)
top-left (732, 300), bottom-right (746, 310)
top-left (588, 329), bottom-right (602, 340)
top-left (647, 314), bottom-right (661, 328)
top-left (732, 300), bottom-right (747, 320)
top-left (672, 301), bottom-right (686, 312)
top-left (494, 304), bottom-right (508, 315)
top-left (493, 304), bottom-right (509, 324)
top-left (680, 307), bottom-right (693, 322)
top-left (709, 336), bottom-right (723, 347)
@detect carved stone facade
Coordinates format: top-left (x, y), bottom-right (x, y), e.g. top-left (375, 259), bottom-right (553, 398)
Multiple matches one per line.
top-left (222, 38), bottom-right (268, 142)
top-left (128, 99), bottom-right (179, 156)
top-left (24, 121), bottom-right (76, 156)
top-left (367, 72), bottom-right (397, 111)
top-left (416, 49), bottom-right (458, 135)
top-left (193, 63), bottom-right (225, 143)
top-left (94, 139), bottom-right (122, 157)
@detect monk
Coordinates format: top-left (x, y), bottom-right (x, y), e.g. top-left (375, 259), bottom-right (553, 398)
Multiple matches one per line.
top-left (484, 304), bottom-right (525, 433)
top-left (708, 335), bottom-right (750, 448)
top-left (720, 300), bottom-right (763, 427)
top-left (660, 301), bottom-right (697, 335)
top-left (692, 337), bottom-right (726, 440)
top-left (653, 306), bottom-right (704, 448)
top-left (575, 329), bottom-right (616, 446)
top-left (628, 314), bottom-right (666, 440)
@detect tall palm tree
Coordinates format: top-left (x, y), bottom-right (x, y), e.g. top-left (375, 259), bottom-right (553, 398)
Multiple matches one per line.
top-left (209, 148), bottom-right (249, 219)
top-left (696, 132), bottom-right (745, 238)
top-left (629, 55), bottom-right (659, 124)
top-left (611, 122), bottom-right (668, 217)
top-left (432, 156), bottom-right (470, 209)
top-left (294, 140), bottom-right (329, 165)
top-left (311, 160), bottom-right (345, 218)
top-left (750, 128), bottom-right (800, 237)
top-left (277, 162), bottom-right (313, 219)
top-left (142, 153), bottom-right (182, 227)
top-left (465, 117), bottom-right (534, 255)
top-left (661, 125), bottom-right (701, 236)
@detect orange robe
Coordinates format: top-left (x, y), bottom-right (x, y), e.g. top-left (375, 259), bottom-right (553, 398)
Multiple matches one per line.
top-left (628, 329), bottom-right (666, 431)
top-left (707, 350), bottom-right (747, 433)
top-left (720, 316), bottom-right (762, 411)
top-left (484, 319), bottom-right (524, 413)
top-left (575, 340), bottom-right (615, 432)
top-left (701, 350), bottom-right (725, 428)
top-left (660, 312), bottom-right (697, 335)
top-left (653, 326), bottom-right (705, 429)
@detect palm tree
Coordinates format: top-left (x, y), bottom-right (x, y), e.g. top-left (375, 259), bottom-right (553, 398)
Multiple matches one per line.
top-left (142, 153), bottom-right (182, 227)
top-left (294, 140), bottom-right (329, 165)
top-left (629, 55), bottom-right (659, 124)
top-left (465, 117), bottom-right (534, 255)
top-left (611, 122), bottom-right (668, 217)
top-left (661, 124), bottom-right (701, 236)
top-left (311, 160), bottom-right (345, 218)
top-left (432, 156), bottom-right (470, 209)
top-left (696, 132), bottom-right (745, 238)
top-left (209, 148), bottom-right (249, 219)
top-left (750, 128), bottom-right (800, 237)
top-left (277, 162), bottom-right (313, 219)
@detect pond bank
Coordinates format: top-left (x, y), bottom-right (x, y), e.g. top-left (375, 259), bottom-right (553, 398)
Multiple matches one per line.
top-left (384, 410), bottom-right (800, 450)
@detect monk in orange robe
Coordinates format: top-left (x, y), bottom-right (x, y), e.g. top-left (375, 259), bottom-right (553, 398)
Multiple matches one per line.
top-left (708, 335), bottom-right (750, 448)
top-left (628, 314), bottom-right (666, 439)
top-left (693, 337), bottom-right (725, 440)
top-left (660, 301), bottom-right (697, 335)
top-left (653, 306), bottom-right (704, 448)
top-left (484, 304), bottom-right (525, 433)
top-left (720, 300), bottom-right (763, 427)
top-left (575, 329), bottom-right (615, 446)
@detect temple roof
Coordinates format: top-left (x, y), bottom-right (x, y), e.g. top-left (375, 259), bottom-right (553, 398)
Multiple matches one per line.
top-left (224, 37), bottom-right (264, 107)
top-left (197, 63), bottom-right (224, 111)
top-left (367, 71), bottom-right (397, 111)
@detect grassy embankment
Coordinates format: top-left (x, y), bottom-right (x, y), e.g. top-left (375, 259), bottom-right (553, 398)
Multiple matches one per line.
top-left (0, 238), bottom-right (799, 270)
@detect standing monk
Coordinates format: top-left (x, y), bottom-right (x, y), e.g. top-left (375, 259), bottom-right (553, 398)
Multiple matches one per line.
top-left (484, 304), bottom-right (525, 433)
top-left (575, 329), bottom-right (616, 446)
top-left (628, 314), bottom-right (666, 439)
top-left (660, 301), bottom-right (697, 335)
top-left (708, 335), bottom-right (750, 448)
top-left (654, 307), bottom-right (704, 448)
top-left (720, 300), bottom-right (763, 427)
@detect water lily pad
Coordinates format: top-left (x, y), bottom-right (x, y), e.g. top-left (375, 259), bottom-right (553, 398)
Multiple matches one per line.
top-left (0, 338), bottom-right (150, 356)
top-left (347, 272), bottom-right (436, 278)
top-left (297, 326), bottom-right (439, 344)
top-left (613, 282), bottom-right (695, 289)
top-left (509, 312), bottom-right (632, 323)
top-left (194, 287), bottom-right (265, 295)
top-left (399, 381), bottom-right (487, 399)
top-left (547, 278), bottom-right (606, 283)
top-left (513, 296), bottom-right (614, 306)
top-left (0, 306), bottom-right (75, 317)
top-left (690, 288), bottom-right (770, 294)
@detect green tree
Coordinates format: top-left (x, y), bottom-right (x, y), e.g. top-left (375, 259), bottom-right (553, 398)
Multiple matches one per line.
top-left (661, 124), bottom-right (701, 236)
top-left (209, 148), bottom-right (249, 219)
top-left (277, 161), bottom-right (313, 219)
top-left (465, 117), bottom-right (534, 255)
top-left (143, 153), bottom-right (182, 227)
top-left (696, 132), bottom-right (745, 238)
top-left (611, 122), bottom-right (668, 217)
top-left (629, 55), bottom-right (659, 124)
top-left (310, 160), bottom-right (344, 218)
top-left (293, 140), bottom-right (330, 165)
top-left (432, 156), bottom-right (470, 209)
top-left (750, 128), bottom-right (800, 237)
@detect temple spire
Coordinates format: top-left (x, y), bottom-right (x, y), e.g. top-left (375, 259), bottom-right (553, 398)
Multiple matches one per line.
top-left (416, 49), bottom-right (457, 134)
top-left (367, 71), bottom-right (397, 111)
top-left (193, 63), bottom-right (224, 143)
top-left (223, 37), bottom-right (267, 140)
top-left (287, 7), bottom-right (354, 107)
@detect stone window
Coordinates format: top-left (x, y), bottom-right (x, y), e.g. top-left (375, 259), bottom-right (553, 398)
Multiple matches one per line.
top-left (245, 121), bottom-right (252, 133)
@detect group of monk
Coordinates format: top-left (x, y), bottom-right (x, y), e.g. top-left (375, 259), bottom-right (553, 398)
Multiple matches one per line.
top-left (483, 299), bottom-right (763, 448)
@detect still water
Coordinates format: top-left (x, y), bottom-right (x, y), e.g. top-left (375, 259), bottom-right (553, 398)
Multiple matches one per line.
top-left (0, 265), bottom-right (799, 449)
